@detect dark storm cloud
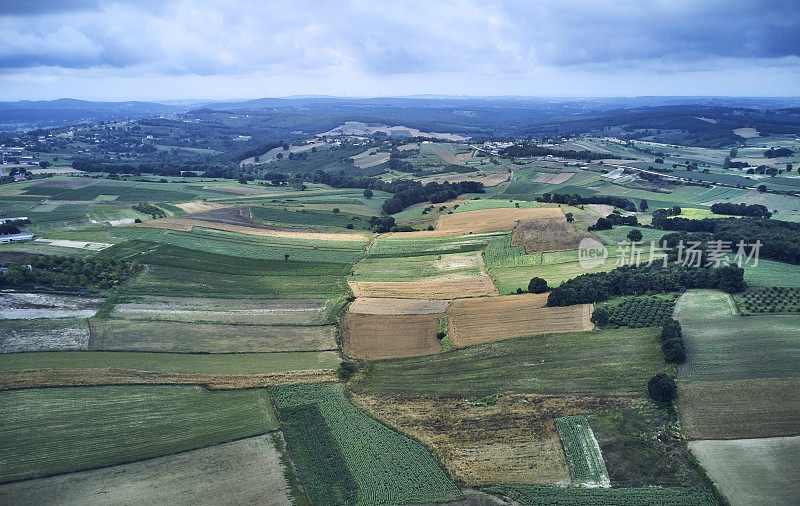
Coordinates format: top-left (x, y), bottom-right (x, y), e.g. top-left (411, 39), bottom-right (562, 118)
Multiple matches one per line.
top-left (0, 0), bottom-right (798, 75)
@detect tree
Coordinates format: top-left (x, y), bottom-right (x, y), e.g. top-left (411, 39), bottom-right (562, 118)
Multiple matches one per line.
top-left (332, 208), bottom-right (340, 214)
top-left (282, 142), bottom-right (290, 150)
top-left (627, 229), bottom-right (643, 242)
top-left (528, 277), bottom-right (549, 293)
top-left (639, 199), bottom-right (648, 212)
top-left (590, 307), bottom-right (610, 327)
top-left (662, 339), bottom-right (686, 363)
top-left (284, 254), bottom-right (290, 261)
top-left (238, 175), bottom-right (247, 184)
top-left (363, 189), bottom-right (373, 199)
top-left (757, 184), bottom-right (767, 192)
top-left (39, 161), bottom-right (50, 168)
top-left (337, 361), bottom-right (357, 381)
top-left (729, 147), bottom-right (738, 158)
top-left (565, 212), bottom-right (574, 223)
top-left (715, 264), bottom-right (746, 293)
top-left (648, 373), bottom-right (677, 404)
top-left (671, 206), bottom-right (682, 215)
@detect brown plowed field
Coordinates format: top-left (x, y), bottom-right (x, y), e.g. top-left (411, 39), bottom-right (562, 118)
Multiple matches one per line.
top-left (348, 275), bottom-right (498, 299)
top-left (511, 217), bottom-right (598, 253)
top-left (448, 301), bottom-right (593, 346)
top-left (0, 369), bottom-right (337, 391)
top-left (134, 217), bottom-right (368, 241)
top-left (351, 393), bottom-right (635, 486)
top-left (534, 172), bottom-right (576, 184)
top-left (677, 378), bottom-right (800, 440)
top-left (348, 297), bottom-right (451, 315)
top-left (387, 207), bottom-right (563, 237)
top-left (340, 312), bottom-right (443, 359)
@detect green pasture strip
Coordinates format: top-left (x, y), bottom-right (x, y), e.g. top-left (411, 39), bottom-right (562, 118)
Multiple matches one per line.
top-left (273, 383), bottom-right (460, 505)
top-left (368, 232), bottom-right (501, 257)
top-left (0, 350), bottom-right (340, 375)
top-left (250, 206), bottom-right (370, 229)
top-left (0, 386), bottom-right (277, 483)
top-left (483, 485), bottom-right (716, 505)
top-left (353, 328), bottom-right (662, 398)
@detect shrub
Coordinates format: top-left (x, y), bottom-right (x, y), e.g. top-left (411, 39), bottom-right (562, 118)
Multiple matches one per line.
top-left (591, 307), bottom-right (610, 327)
top-left (661, 339), bottom-right (686, 364)
top-left (648, 373), bottom-right (677, 404)
top-left (627, 229), bottom-right (643, 242)
top-left (337, 361), bottom-right (357, 382)
top-left (528, 277), bottom-right (549, 294)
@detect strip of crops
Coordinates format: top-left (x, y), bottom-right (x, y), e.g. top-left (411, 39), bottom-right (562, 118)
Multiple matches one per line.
top-left (555, 415), bottom-right (610, 487)
top-left (280, 404), bottom-right (358, 505)
top-left (369, 232), bottom-right (502, 258)
top-left (484, 235), bottom-right (540, 268)
top-left (482, 485), bottom-right (716, 505)
top-left (272, 383), bottom-right (460, 505)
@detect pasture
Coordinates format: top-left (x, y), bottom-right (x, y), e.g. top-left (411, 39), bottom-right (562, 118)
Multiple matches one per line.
top-left (0, 436), bottom-right (292, 505)
top-left (689, 437), bottom-right (800, 506)
top-left (272, 383), bottom-right (461, 505)
top-left (353, 327), bottom-right (663, 398)
top-left (0, 386), bottom-right (278, 483)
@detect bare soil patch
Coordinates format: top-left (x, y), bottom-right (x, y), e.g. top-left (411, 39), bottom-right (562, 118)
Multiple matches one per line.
top-left (677, 378), bottom-right (800, 439)
top-left (1, 319), bottom-right (89, 353)
top-left (341, 312), bottom-right (443, 359)
top-left (0, 435), bottom-right (292, 506)
top-left (0, 293), bottom-right (104, 319)
top-left (511, 217), bottom-right (598, 253)
top-left (352, 393), bottom-right (635, 486)
top-left (689, 437), bottom-right (800, 506)
top-left (0, 368), bottom-right (337, 391)
top-left (534, 172), bottom-right (576, 184)
top-left (348, 276), bottom-right (498, 299)
top-left (135, 217), bottom-right (368, 241)
top-left (174, 201), bottom-right (229, 214)
top-left (733, 127), bottom-right (759, 138)
top-left (348, 297), bottom-right (451, 315)
top-left (390, 207), bottom-right (563, 237)
top-left (448, 301), bottom-right (593, 347)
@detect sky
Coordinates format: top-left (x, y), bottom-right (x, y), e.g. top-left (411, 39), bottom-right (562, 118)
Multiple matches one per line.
top-left (1, 0), bottom-right (799, 101)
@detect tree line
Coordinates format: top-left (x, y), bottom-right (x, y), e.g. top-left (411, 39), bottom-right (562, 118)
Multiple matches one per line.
top-left (710, 202), bottom-right (771, 218)
top-left (0, 256), bottom-right (139, 290)
top-left (500, 143), bottom-right (608, 161)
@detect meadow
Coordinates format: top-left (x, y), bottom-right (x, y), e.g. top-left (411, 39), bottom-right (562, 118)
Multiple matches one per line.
top-left (353, 327), bottom-right (663, 398)
top-left (0, 386), bottom-right (277, 483)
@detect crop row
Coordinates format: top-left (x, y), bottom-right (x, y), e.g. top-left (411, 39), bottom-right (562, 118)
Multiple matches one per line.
top-left (483, 485), bottom-right (716, 505)
top-left (272, 383), bottom-right (460, 505)
top-left (554, 415), bottom-right (610, 487)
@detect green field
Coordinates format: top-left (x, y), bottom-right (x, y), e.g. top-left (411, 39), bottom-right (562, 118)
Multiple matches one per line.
top-left (675, 290), bottom-right (800, 381)
top-left (0, 386), bottom-right (277, 483)
top-left (273, 383), bottom-right (461, 505)
top-left (250, 205), bottom-right (370, 229)
top-left (352, 250), bottom-right (485, 282)
top-left (367, 232), bottom-right (500, 257)
top-left (483, 485), bottom-right (715, 505)
top-left (353, 328), bottom-right (663, 398)
top-left (452, 199), bottom-right (539, 212)
top-left (121, 264), bottom-right (350, 299)
top-left (740, 259), bottom-right (800, 288)
top-left (0, 350), bottom-right (340, 374)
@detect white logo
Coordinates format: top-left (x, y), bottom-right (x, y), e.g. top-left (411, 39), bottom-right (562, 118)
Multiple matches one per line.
top-left (579, 238), bottom-right (608, 269)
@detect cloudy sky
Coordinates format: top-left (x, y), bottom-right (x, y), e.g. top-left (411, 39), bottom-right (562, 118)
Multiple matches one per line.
top-left (1, 0), bottom-right (799, 101)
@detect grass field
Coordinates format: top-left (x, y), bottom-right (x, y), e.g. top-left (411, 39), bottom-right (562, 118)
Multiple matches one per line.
top-left (740, 259), bottom-right (800, 288)
top-left (0, 350), bottom-right (340, 375)
top-left (353, 327), bottom-right (663, 398)
top-left (690, 436), bottom-right (800, 506)
top-left (250, 205), bottom-right (371, 229)
top-left (675, 290), bottom-right (800, 381)
top-left (0, 386), bottom-right (277, 483)
top-left (273, 383), bottom-right (461, 505)
top-left (367, 232), bottom-right (500, 257)
top-left (483, 485), bottom-right (715, 505)
top-left (0, 435), bottom-right (292, 505)
top-left (348, 275), bottom-right (498, 299)
top-left (90, 319), bottom-right (336, 353)
top-left (352, 250), bottom-right (485, 282)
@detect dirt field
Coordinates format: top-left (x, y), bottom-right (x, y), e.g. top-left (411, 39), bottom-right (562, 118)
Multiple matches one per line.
top-left (348, 276), bottom-right (498, 299)
top-left (448, 301), bottom-right (593, 347)
top-left (0, 368), bottom-right (337, 391)
top-left (174, 201), bottom-right (229, 213)
top-left (341, 312), bottom-right (443, 359)
top-left (690, 437), bottom-right (800, 506)
top-left (352, 149), bottom-right (391, 168)
top-left (388, 207), bottom-right (564, 237)
top-left (0, 293), bottom-right (104, 319)
top-left (352, 393), bottom-right (635, 486)
top-left (0, 435), bottom-right (292, 505)
top-left (348, 297), bottom-right (451, 315)
top-left (90, 319), bottom-right (337, 353)
top-left (1, 319), bottom-right (90, 353)
top-left (112, 296), bottom-right (331, 325)
top-left (534, 172), bottom-right (576, 184)
top-left (511, 217), bottom-right (598, 253)
top-left (135, 217), bottom-right (369, 241)
top-left (677, 378), bottom-right (800, 439)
